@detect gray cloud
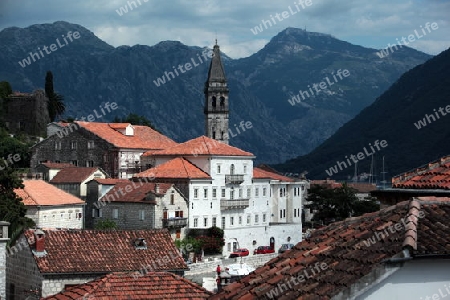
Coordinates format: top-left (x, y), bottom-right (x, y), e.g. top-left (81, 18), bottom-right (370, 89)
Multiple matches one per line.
top-left (0, 0), bottom-right (449, 58)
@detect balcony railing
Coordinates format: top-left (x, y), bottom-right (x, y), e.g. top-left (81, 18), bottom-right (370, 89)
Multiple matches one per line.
top-left (163, 218), bottom-right (188, 228)
top-left (225, 174), bottom-right (244, 184)
top-left (220, 198), bottom-right (249, 210)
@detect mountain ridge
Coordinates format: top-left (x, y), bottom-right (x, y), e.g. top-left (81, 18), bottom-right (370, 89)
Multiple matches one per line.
top-left (0, 21), bottom-right (432, 164)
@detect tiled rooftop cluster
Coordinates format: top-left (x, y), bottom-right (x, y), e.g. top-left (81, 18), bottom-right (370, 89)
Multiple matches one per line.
top-left (392, 154), bottom-right (450, 189)
top-left (211, 198), bottom-right (450, 299)
top-left (42, 272), bottom-right (213, 300)
top-left (24, 229), bottom-right (188, 274)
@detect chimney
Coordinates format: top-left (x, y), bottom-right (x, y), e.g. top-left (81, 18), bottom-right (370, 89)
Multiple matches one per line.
top-left (34, 229), bottom-right (45, 252)
top-left (155, 183), bottom-right (160, 194)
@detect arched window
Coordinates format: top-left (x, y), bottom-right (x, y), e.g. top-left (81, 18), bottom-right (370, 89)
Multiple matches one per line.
top-left (212, 131), bottom-right (216, 139)
top-left (212, 96), bottom-right (217, 107)
top-left (170, 191), bottom-right (175, 205)
top-left (220, 96), bottom-right (225, 107)
top-left (230, 164), bottom-right (235, 175)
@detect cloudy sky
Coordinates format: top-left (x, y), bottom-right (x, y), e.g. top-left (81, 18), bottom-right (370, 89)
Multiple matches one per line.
top-left (0, 0), bottom-right (449, 58)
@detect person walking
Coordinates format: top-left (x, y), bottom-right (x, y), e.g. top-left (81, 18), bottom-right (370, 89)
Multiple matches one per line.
top-left (216, 265), bottom-right (221, 276)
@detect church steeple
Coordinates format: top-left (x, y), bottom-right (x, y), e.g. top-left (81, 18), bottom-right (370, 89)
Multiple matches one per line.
top-left (204, 42), bottom-right (229, 144)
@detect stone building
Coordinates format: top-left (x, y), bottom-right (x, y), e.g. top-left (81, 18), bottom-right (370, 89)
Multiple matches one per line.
top-left (85, 179), bottom-right (188, 240)
top-left (135, 137), bottom-right (309, 257)
top-left (30, 122), bottom-right (177, 178)
top-left (14, 180), bottom-right (85, 229)
top-left (35, 162), bottom-right (74, 181)
top-left (3, 90), bottom-right (50, 136)
top-left (49, 166), bottom-right (107, 199)
top-left (6, 228), bottom-right (188, 299)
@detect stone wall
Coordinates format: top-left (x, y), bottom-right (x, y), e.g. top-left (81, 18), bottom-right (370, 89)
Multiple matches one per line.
top-left (4, 90), bottom-right (50, 136)
top-left (91, 202), bottom-right (156, 230)
top-left (6, 235), bottom-right (44, 300)
top-left (30, 127), bottom-right (115, 176)
top-left (41, 275), bottom-right (99, 298)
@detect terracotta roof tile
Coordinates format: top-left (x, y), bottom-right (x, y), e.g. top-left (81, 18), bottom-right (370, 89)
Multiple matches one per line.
top-left (14, 180), bottom-right (84, 206)
top-left (134, 157), bottom-right (211, 180)
top-left (39, 162), bottom-right (75, 169)
top-left (143, 136), bottom-right (253, 157)
top-left (41, 271), bottom-right (212, 299)
top-left (211, 198), bottom-right (450, 299)
top-left (24, 228), bottom-right (187, 274)
top-left (253, 167), bottom-right (293, 182)
top-left (76, 122), bottom-right (177, 150)
top-left (90, 178), bottom-right (129, 185)
top-left (50, 167), bottom-right (104, 183)
top-left (392, 154), bottom-right (450, 190)
top-left (99, 182), bottom-right (172, 203)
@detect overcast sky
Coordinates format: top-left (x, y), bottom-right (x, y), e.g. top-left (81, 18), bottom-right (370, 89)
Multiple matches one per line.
top-left (0, 0), bottom-right (449, 58)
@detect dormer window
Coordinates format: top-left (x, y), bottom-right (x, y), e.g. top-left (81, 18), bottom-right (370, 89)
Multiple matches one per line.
top-left (134, 238), bottom-right (147, 249)
top-left (109, 123), bottom-right (135, 136)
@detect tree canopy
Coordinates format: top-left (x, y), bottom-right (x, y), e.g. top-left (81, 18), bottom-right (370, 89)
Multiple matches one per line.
top-left (113, 113), bottom-right (158, 131)
top-left (305, 183), bottom-right (380, 225)
top-left (45, 71), bottom-right (65, 122)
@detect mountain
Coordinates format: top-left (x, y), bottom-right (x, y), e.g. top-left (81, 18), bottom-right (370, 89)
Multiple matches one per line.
top-left (275, 47), bottom-right (450, 180)
top-left (0, 21), bottom-right (432, 164)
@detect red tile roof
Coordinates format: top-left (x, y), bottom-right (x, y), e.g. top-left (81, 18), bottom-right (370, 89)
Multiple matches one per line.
top-left (143, 136), bottom-right (253, 157)
top-left (38, 162), bottom-right (75, 169)
top-left (77, 122), bottom-right (177, 150)
top-left (50, 167), bottom-right (105, 184)
top-left (90, 178), bottom-right (128, 185)
top-left (42, 272), bottom-right (212, 300)
top-left (392, 154), bottom-right (450, 190)
top-left (24, 229), bottom-right (187, 274)
top-left (99, 182), bottom-right (172, 203)
top-left (134, 157), bottom-right (211, 180)
top-left (347, 183), bottom-right (377, 193)
top-left (14, 180), bottom-right (84, 206)
top-left (253, 167), bottom-right (293, 182)
top-left (211, 197), bottom-right (450, 299)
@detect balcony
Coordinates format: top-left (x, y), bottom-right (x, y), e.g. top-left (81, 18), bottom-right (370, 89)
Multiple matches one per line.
top-left (225, 174), bottom-right (244, 184)
top-left (220, 198), bottom-right (249, 210)
top-left (163, 218), bottom-right (188, 228)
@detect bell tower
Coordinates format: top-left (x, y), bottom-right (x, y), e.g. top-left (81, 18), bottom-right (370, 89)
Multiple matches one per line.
top-left (204, 40), bottom-right (229, 144)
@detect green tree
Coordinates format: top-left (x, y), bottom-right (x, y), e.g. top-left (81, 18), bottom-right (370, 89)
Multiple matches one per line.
top-left (45, 71), bottom-right (65, 122)
top-left (0, 168), bottom-right (35, 246)
top-left (305, 183), bottom-right (379, 225)
top-left (94, 219), bottom-right (117, 230)
top-left (113, 113), bottom-right (158, 131)
top-left (0, 81), bottom-right (12, 99)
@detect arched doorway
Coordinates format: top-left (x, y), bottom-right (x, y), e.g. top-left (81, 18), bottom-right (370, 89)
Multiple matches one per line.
top-left (269, 237), bottom-right (275, 250)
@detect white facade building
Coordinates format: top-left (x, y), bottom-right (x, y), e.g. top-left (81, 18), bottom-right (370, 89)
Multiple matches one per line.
top-left (136, 136), bottom-right (308, 256)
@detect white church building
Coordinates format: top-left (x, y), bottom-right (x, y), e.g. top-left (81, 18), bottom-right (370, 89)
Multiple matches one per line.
top-left (134, 42), bottom-right (308, 256)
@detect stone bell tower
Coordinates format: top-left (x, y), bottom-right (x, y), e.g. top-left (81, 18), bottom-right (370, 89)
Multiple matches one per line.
top-left (204, 40), bottom-right (229, 144)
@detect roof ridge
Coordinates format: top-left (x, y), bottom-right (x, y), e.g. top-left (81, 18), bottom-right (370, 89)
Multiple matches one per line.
top-left (402, 199), bottom-right (422, 252)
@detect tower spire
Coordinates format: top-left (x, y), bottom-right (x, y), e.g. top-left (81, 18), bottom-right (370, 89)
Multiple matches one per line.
top-left (204, 41), bottom-right (229, 144)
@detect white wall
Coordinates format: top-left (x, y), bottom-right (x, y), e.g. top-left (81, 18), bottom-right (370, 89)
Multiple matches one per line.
top-left (26, 205), bottom-right (84, 229)
top-left (356, 260), bottom-right (450, 300)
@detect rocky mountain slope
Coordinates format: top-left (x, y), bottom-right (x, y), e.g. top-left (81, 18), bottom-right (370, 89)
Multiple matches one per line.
top-left (276, 47), bottom-right (450, 180)
top-left (0, 21), bottom-right (431, 164)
